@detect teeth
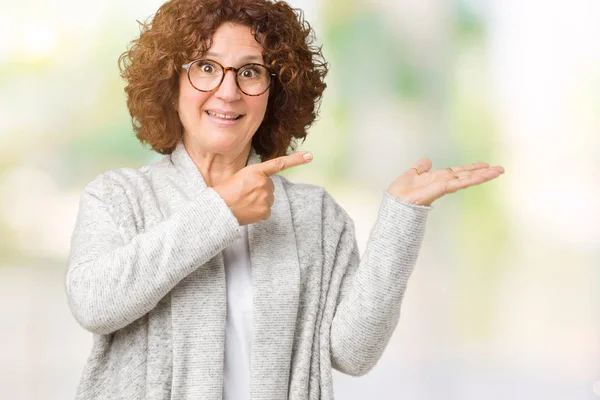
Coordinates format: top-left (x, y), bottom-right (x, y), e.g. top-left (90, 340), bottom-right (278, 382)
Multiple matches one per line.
top-left (207, 110), bottom-right (239, 120)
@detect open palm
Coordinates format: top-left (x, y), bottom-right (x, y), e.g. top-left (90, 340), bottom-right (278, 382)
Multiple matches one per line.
top-left (387, 158), bottom-right (505, 207)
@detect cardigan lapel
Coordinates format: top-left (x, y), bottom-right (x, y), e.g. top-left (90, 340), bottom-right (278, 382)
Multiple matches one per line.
top-left (248, 174), bottom-right (301, 399)
top-left (168, 141), bottom-right (301, 399)
top-left (170, 141), bottom-right (225, 400)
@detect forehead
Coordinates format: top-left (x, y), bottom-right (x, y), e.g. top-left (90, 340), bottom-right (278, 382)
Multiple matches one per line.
top-left (208, 23), bottom-right (263, 55)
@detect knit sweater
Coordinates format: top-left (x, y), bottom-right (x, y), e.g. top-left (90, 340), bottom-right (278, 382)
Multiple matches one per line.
top-left (65, 141), bottom-right (431, 399)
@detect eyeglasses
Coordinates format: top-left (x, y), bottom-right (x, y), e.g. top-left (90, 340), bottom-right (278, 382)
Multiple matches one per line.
top-left (182, 59), bottom-right (276, 96)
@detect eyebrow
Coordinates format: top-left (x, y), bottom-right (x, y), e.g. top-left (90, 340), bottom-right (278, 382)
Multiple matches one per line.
top-left (203, 51), bottom-right (264, 65)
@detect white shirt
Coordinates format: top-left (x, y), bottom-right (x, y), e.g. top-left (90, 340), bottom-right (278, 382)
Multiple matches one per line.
top-left (222, 225), bottom-right (252, 400)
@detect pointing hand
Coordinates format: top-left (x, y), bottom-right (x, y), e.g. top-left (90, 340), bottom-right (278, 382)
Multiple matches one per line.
top-left (213, 152), bottom-right (313, 225)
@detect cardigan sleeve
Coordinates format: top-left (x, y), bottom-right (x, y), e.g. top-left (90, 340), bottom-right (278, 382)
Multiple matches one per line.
top-left (327, 190), bottom-right (431, 376)
top-left (65, 174), bottom-right (241, 335)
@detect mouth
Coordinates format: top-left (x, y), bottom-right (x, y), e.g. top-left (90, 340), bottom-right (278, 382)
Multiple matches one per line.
top-left (205, 110), bottom-right (244, 120)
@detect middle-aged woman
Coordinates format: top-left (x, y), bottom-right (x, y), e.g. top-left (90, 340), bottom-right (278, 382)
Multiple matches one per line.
top-left (65, 0), bottom-right (505, 399)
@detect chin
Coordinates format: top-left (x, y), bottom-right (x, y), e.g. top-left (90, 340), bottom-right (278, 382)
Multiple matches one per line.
top-left (187, 125), bottom-right (252, 154)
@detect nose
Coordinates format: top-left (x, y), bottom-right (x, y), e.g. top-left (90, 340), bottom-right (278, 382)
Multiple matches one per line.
top-left (214, 70), bottom-right (241, 101)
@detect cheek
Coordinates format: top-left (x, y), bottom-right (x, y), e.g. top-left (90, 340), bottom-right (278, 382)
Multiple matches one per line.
top-left (249, 96), bottom-right (269, 122)
top-left (179, 90), bottom-right (210, 118)
top-left (181, 87), bottom-right (204, 104)
top-left (178, 75), bottom-right (208, 109)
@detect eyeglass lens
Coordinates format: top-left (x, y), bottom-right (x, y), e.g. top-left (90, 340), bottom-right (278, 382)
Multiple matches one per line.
top-left (188, 60), bottom-right (271, 95)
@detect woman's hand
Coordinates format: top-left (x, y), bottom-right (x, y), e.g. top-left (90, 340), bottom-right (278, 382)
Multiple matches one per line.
top-left (387, 158), bottom-right (505, 207)
top-left (213, 152), bottom-right (313, 225)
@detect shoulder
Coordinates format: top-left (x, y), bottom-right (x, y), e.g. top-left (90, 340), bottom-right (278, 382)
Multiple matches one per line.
top-left (81, 156), bottom-right (173, 203)
top-left (78, 157), bottom-right (177, 234)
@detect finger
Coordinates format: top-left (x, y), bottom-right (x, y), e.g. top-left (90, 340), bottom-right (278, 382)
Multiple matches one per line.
top-left (447, 162), bottom-right (506, 174)
top-left (252, 152), bottom-right (313, 176)
top-left (445, 169), bottom-right (502, 192)
top-left (447, 162), bottom-right (489, 173)
top-left (411, 158), bottom-right (432, 175)
top-left (440, 164), bottom-right (505, 180)
top-left (478, 168), bottom-right (504, 179)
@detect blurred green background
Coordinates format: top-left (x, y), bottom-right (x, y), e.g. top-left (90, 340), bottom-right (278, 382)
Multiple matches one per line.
top-left (0, 0), bottom-right (599, 399)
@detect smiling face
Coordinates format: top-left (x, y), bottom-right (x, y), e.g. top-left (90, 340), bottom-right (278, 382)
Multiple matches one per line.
top-left (177, 23), bottom-right (269, 157)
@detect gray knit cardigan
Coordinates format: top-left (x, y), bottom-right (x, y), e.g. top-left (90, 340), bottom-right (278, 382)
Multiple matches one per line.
top-left (65, 141), bottom-right (431, 399)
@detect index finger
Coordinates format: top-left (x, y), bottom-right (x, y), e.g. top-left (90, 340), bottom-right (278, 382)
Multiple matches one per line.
top-left (252, 152), bottom-right (313, 176)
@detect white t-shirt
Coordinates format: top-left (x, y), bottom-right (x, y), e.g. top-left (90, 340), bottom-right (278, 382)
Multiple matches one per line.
top-left (222, 224), bottom-right (252, 400)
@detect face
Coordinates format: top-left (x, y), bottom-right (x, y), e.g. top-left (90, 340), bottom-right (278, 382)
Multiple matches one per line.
top-left (177, 23), bottom-right (269, 156)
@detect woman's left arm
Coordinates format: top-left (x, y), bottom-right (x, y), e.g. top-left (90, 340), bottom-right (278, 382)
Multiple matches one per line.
top-left (327, 191), bottom-right (430, 377)
top-left (329, 158), bottom-right (504, 376)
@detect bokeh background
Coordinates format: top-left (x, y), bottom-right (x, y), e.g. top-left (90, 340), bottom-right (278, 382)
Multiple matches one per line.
top-left (1, 0), bottom-right (599, 399)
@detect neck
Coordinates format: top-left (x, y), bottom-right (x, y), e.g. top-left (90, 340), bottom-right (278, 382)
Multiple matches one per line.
top-left (183, 137), bottom-right (252, 188)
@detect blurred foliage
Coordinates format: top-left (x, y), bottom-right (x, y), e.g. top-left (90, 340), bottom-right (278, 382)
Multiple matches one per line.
top-left (447, 0), bottom-right (510, 340)
top-left (456, 0), bottom-right (487, 43)
top-left (61, 126), bottom-right (154, 184)
top-left (323, 6), bottom-right (423, 103)
top-left (312, 0), bottom-right (427, 186)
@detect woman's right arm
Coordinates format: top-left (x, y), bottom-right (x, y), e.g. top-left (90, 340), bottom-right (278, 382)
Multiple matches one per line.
top-left (65, 176), bottom-right (241, 335)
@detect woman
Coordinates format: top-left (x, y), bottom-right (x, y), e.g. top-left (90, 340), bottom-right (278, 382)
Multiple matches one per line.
top-left (65, 0), bottom-right (504, 399)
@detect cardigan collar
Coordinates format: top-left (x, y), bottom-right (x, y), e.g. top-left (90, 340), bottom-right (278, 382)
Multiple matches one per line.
top-left (169, 140), bottom-right (301, 399)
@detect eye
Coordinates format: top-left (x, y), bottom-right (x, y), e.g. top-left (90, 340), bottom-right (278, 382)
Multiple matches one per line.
top-left (239, 65), bottom-right (265, 79)
top-left (241, 68), bottom-right (257, 78)
top-left (195, 60), bottom-right (219, 75)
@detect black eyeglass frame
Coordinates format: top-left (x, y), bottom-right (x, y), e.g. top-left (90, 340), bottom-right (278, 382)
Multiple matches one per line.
top-left (182, 59), bottom-right (277, 97)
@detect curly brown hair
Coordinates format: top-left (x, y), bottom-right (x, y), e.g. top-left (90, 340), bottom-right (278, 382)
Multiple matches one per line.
top-left (118, 0), bottom-right (328, 160)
